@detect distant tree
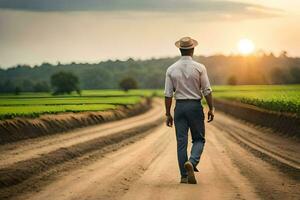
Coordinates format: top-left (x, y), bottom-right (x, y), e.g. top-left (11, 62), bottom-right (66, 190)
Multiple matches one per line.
top-left (22, 79), bottom-right (34, 92)
top-left (119, 77), bottom-right (138, 92)
top-left (279, 50), bottom-right (288, 58)
top-left (271, 68), bottom-right (289, 84)
top-left (144, 70), bottom-right (164, 88)
top-left (14, 86), bottom-right (21, 95)
top-left (227, 75), bottom-right (237, 85)
top-left (81, 69), bottom-right (113, 89)
top-left (2, 52), bottom-right (300, 88)
top-left (40, 62), bottom-right (53, 68)
top-left (289, 67), bottom-right (300, 83)
top-left (51, 71), bottom-right (80, 95)
top-left (33, 81), bottom-right (50, 92)
top-left (2, 80), bottom-right (15, 93)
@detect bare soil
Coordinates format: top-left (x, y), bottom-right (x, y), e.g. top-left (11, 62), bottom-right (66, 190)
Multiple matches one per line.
top-left (1, 99), bottom-right (299, 200)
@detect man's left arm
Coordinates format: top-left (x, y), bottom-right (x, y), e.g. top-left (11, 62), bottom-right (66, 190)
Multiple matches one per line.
top-left (165, 97), bottom-right (173, 127)
top-left (200, 66), bottom-right (214, 122)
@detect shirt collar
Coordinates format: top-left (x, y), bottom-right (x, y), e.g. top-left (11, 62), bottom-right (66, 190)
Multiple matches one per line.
top-left (180, 56), bottom-right (193, 60)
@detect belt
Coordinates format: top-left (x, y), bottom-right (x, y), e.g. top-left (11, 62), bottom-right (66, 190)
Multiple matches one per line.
top-left (176, 99), bottom-right (201, 102)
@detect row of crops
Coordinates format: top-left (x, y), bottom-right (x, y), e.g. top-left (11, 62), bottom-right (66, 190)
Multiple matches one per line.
top-left (212, 85), bottom-right (300, 116)
top-left (0, 90), bottom-right (161, 120)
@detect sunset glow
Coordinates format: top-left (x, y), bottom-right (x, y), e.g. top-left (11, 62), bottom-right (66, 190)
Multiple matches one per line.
top-left (0, 0), bottom-right (300, 67)
top-left (238, 39), bottom-right (255, 55)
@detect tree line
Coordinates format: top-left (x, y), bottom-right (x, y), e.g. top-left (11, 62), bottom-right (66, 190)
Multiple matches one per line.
top-left (0, 71), bottom-right (137, 95)
top-left (0, 52), bottom-right (299, 94)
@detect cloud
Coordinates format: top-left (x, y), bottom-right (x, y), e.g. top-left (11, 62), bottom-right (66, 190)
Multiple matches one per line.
top-left (0, 0), bottom-right (282, 18)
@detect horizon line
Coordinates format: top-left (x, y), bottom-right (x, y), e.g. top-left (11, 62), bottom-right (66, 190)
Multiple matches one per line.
top-left (1, 51), bottom-right (298, 70)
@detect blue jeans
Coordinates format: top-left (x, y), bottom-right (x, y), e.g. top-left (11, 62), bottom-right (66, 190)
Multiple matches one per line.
top-left (174, 100), bottom-right (205, 177)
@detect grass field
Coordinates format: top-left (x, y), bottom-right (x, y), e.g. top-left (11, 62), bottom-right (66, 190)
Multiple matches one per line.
top-left (0, 89), bottom-right (160, 98)
top-left (0, 104), bottom-right (118, 119)
top-left (0, 96), bottom-right (142, 106)
top-left (0, 86), bottom-right (299, 120)
top-left (154, 85), bottom-right (300, 115)
top-left (213, 85), bottom-right (300, 115)
top-left (0, 90), bottom-right (160, 120)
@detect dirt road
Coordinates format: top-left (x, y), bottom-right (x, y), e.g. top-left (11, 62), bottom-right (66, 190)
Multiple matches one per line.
top-left (1, 100), bottom-right (299, 200)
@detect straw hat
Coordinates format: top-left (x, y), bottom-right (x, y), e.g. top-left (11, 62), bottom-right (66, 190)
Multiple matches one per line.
top-left (175, 37), bottom-right (198, 49)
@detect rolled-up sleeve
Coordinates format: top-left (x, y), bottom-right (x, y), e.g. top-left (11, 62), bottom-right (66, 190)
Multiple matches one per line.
top-left (164, 71), bottom-right (174, 97)
top-left (200, 66), bottom-right (212, 96)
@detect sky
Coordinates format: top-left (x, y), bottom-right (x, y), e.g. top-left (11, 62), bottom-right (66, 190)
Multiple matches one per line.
top-left (0, 0), bottom-right (299, 68)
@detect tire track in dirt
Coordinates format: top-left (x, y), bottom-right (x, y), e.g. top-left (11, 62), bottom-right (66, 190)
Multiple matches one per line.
top-left (120, 113), bottom-right (299, 200)
top-left (211, 112), bottom-right (300, 180)
top-left (17, 125), bottom-right (172, 200)
top-left (0, 119), bottom-right (162, 189)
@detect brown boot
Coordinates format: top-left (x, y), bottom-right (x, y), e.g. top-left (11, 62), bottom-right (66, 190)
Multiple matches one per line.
top-left (180, 176), bottom-right (188, 184)
top-left (184, 161), bottom-right (197, 184)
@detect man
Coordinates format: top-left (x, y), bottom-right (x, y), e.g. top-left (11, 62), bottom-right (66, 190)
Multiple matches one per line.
top-left (164, 36), bottom-right (214, 184)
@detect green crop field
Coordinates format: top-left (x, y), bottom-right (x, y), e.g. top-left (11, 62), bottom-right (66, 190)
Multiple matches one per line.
top-left (0, 89), bottom-right (161, 99)
top-left (0, 89), bottom-right (160, 120)
top-left (0, 104), bottom-right (117, 119)
top-left (1, 86), bottom-right (299, 120)
top-left (0, 96), bottom-right (142, 106)
top-left (153, 85), bottom-right (300, 115)
top-left (213, 85), bottom-right (300, 115)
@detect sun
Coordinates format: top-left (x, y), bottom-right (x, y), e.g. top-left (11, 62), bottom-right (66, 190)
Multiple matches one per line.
top-left (238, 38), bottom-right (255, 55)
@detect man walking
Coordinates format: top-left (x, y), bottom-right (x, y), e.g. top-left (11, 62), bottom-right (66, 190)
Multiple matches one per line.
top-left (164, 37), bottom-right (214, 184)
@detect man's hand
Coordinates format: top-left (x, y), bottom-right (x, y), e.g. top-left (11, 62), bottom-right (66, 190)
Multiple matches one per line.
top-left (204, 93), bottom-right (214, 123)
top-left (166, 115), bottom-right (173, 127)
top-left (165, 97), bottom-right (173, 127)
top-left (207, 109), bottom-right (214, 123)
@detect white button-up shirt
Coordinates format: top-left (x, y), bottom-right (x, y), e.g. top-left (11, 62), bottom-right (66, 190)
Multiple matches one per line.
top-left (164, 56), bottom-right (212, 99)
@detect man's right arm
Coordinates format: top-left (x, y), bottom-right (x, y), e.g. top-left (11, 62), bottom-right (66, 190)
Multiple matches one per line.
top-left (164, 70), bottom-right (174, 127)
top-left (165, 97), bottom-right (173, 127)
